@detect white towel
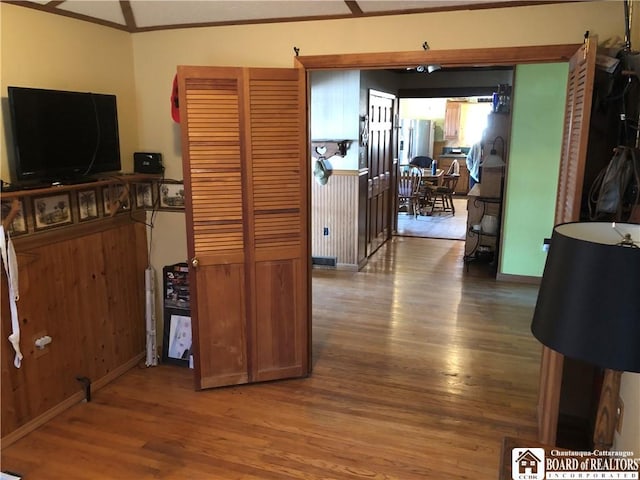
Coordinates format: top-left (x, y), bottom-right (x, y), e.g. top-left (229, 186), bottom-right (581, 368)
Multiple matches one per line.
top-left (0, 226), bottom-right (22, 368)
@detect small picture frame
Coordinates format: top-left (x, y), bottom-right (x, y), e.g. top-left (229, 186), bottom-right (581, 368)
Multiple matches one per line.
top-left (102, 185), bottom-right (130, 216)
top-left (1, 198), bottom-right (28, 236)
top-left (32, 193), bottom-right (73, 230)
top-left (159, 181), bottom-right (185, 210)
top-left (77, 189), bottom-right (98, 222)
top-left (162, 308), bottom-right (192, 366)
top-left (135, 182), bottom-right (154, 209)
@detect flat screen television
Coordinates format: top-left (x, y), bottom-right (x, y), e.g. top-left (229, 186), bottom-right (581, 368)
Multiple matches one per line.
top-left (7, 86), bottom-right (122, 184)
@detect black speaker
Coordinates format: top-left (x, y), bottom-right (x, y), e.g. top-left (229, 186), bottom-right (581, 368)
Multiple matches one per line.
top-left (134, 152), bottom-right (163, 174)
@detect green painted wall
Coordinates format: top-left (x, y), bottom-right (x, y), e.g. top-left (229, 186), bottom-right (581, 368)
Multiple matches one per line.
top-left (501, 63), bottom-right (569, 277)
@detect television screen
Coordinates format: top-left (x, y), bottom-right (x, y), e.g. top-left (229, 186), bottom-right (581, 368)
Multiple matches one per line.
top-left (7, 86), bottom-right (122, 184)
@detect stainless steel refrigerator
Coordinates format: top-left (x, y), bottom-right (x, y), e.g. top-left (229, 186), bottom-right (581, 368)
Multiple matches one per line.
top-left (398, 119), bottom-right (435, 165)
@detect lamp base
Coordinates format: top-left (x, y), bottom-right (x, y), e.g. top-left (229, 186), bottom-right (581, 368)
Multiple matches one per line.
top-left (593, 369), bottom-right (623, 451)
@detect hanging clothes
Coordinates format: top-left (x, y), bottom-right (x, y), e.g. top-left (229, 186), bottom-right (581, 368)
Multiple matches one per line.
top-left (0, 226), bottom-right (22, 368)
top-left (466, 142), bottom-right (482, 188)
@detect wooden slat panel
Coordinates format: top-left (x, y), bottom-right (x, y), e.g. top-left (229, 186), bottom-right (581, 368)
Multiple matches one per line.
top-left (183, 78), bottom-right (245, 257)
top-left (311, 173), bottom-right (359, 266)
top-left (247, 75), bottom-right (303, 250)
top-left (554, 40), bottom-right (596, 224)
top-left (539, 40), bottom-right (596, 447)
top-left (243, 68), bottom-right (309, 383)
top-left (179, 66), bottom-right (308, 390)
top-left (1, 222), bottom-right (146, 437)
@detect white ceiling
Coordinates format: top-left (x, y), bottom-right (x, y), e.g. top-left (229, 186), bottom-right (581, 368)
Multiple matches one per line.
top-left (7, 0), bottom-right (575, 33)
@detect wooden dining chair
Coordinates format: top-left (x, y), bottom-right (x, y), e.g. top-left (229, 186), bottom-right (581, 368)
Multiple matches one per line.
top-left (429, 174), bottom-right (460, 214)
top-left (398, 168), bottom-right (422, 217)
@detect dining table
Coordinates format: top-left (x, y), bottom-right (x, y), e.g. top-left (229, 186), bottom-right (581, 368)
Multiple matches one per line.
top-left (421, 168), bottom-right (444, 187)
top-left (417, 168), bottom-right (444, 215)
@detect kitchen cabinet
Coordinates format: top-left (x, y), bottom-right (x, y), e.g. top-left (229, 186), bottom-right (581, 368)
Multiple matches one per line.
top-left (444, 101), bottom-right (461, 139)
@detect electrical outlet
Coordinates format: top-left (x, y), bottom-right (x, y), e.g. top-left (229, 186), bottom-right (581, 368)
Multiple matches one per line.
top-left (323, 227), bottom-right (329, 236)
top-left (616, 396), bottom-right (624, 434)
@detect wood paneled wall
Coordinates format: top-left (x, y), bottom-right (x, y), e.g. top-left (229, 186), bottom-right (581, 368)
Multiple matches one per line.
top-left (311, 170), bottom-right (360, 268)
top-left (1, 218), bottom-right (147, 443)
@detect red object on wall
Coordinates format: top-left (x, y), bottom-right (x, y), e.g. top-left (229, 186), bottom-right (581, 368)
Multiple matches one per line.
top-left (171, 74), bottom-right (180, 123)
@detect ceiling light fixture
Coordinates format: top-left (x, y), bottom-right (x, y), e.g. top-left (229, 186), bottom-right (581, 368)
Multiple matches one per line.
top-left (415, 64), bottom-right (441, 74)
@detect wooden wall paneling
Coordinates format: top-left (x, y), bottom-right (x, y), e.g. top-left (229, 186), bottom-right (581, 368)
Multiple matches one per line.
top-left (357, 171), bottom-right (368, 266)
top-left (100, 223), bottom-right (147, 369)
top-left (310, 172), bottom-right (359, 267)
top-left (1, 221), bottom-right (146, 439)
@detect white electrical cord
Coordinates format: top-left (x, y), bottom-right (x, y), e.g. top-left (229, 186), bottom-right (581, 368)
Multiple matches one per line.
top-left (145, 266), bottom-right (157, 366)
top-left (0, 226), bottom-right (22, 368)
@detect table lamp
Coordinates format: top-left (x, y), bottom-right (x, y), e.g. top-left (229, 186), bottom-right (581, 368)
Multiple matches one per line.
top-left (530, 222), bottom-right (640, 450)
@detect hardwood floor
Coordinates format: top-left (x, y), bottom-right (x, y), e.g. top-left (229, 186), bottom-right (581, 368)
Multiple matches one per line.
top-left (1, 237), bottom-right (542, 479)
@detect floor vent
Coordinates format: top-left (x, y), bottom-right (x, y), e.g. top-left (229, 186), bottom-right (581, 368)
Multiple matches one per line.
top-left (312, 256), bottom-right (337, 267)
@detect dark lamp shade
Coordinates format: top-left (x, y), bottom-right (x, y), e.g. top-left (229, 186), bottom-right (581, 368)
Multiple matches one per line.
top-left (531, 222), bottom-right (640, 373)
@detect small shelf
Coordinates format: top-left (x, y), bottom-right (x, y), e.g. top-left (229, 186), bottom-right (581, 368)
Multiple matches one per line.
top-left (0, 173), bottom-right (162, 199)
top-left (468, 226), bottom-right (497, 238)
top-left (464, 195), bottom-right (502, 272)
top-left (472, 196), bottom-right (501, 204)
top-left (0, 173), bottom-right (166, 242)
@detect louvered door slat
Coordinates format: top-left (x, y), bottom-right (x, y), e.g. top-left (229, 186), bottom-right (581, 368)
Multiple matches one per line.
top-left (185, 78), bottom-right (244, 256)
top-left (539, 40), bottom-right (597, 447)
top-left (555, 40), bottom-right (595, 224)
top-left (248, 77), bottom-right (303, 249)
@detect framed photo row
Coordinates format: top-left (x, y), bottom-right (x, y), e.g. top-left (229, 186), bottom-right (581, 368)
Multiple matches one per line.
top-left (0, 198), bottom-right (28, 236)
top-left (33, 192), bottom-right (74, 231)
top-left (0, 178), bottom-right (186, 237)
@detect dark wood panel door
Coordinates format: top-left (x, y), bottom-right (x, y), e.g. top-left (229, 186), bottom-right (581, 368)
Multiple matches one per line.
top-left (177, 66), bottom-right (309, 390)
top-left (367, 90), bottom-right (395, 255)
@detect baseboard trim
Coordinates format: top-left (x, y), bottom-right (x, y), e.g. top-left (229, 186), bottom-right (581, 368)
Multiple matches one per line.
top-left (1, 352), bottom-right (145, 449)
top-left (496, 272), bottom-right (541, 285)
top-left (337, 263), bottom-right (359, 271)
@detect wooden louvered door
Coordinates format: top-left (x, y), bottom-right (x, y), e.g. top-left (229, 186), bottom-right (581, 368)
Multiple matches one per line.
top-left (555, 36), bottom-right (597, 223)
top-left (177, 66), bottom-right (309, 390)
top-left (537, 38), bottom-right (597, 445)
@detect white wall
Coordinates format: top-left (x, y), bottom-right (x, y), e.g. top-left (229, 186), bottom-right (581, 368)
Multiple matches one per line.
top-left (310, 70), bottom-right (360, 170)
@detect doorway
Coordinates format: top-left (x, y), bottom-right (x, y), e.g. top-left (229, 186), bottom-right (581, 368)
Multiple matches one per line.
top-left (395, 96), bottom-right (493, 240)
